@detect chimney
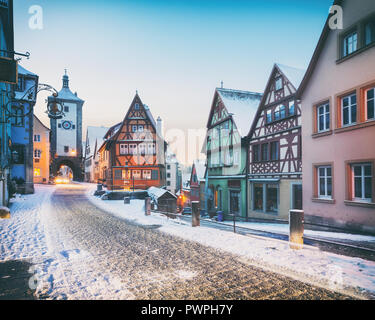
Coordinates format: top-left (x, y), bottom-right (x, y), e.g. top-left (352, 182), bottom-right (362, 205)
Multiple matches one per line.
top-left (157, 116), bottom-right (163, 138)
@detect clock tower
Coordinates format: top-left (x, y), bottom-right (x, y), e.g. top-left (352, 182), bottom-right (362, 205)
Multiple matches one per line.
top-left (49, 71), bottom-right (85, 181)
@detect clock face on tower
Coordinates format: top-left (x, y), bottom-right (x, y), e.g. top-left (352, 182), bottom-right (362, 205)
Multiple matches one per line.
top-left (62, 121), bottom-right (72, 130)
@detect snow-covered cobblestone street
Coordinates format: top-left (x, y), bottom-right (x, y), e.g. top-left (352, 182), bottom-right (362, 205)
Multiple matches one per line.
top-left (1, 183), bottom-right (374, 300)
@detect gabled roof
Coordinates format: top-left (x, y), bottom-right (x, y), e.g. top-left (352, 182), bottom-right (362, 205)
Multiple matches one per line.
top-left (33, 114), bottom-right (50, 132)
top-left (210, 88), bottom-right (262, 137)
top-left (275, 63), bottom-right (306, 91)
top-left (192, 159), bottom-right (206, 182)
top-left (86, 126), bottom-right (109, 158)
top-left (148, 187), bottom-right (177, 200)
top-left (297, 0), bottom-right (342, 98)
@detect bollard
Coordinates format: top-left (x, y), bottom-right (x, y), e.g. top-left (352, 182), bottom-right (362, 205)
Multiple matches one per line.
top-left (192, 201), bottom-right (200, 227)
top-left (0, 206), bottom-right (10, 219)
top-left (145, 197), bottom-right (151, 216)
top-left (124, 197), bottom-right (130, 204)
top-left (289, 209), bottom-right (304, 249)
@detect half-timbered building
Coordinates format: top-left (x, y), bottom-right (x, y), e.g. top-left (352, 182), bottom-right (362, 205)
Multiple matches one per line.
top-left (248, 64), bottom-right (305, 221)
top-left (205, 87), bottom-right (262, 218)
top-left (99, 93), bottom-right (166, 190)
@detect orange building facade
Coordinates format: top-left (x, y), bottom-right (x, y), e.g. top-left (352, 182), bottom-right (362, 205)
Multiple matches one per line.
top-left (99, 94), bottom-right (166, 191)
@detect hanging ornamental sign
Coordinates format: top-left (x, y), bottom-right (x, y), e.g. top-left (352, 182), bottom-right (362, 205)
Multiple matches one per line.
top-left (47, 94), bottom-right (64, 120)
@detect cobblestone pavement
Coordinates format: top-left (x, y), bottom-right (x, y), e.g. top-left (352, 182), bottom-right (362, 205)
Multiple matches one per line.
top-left (0, 260), bottom-right (35, 300)
top-left (47, 185), bottom-right (352, 300)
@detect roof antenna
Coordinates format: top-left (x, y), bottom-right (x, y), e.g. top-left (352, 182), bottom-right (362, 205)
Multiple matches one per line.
top-left (221, 81), bottom-right (223, 88)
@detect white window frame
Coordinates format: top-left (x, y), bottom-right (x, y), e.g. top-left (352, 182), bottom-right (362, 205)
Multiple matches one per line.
top-left (132, 170), bottom-right (141, 179)
top-left (132, 125), bottom-right (138, 133)
top-left (366, 87), bottom-right (375, 120)
top-left (317, 103), bottom-right (330, 132)
top-left (119, 144), bottom-right (128, 155)
top-left (343, 31), bottom-right (358, 57)
top-left (34, 149), bottom-right (41, 159)
top-left (352, 163), bottom-right (372, 202)
top-left (143, 170), bottom-right (151, 180)
top-left (317, 166), bottom-right (332, 199)
top-left (341, 93), bottom-right (357, 127)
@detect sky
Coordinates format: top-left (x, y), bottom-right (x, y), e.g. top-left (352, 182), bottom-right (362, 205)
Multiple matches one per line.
top-left (13, 0), bottom-right (333, 164)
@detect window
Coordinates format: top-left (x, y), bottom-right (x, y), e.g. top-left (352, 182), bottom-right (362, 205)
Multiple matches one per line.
top-left (266, 184), bottom-right (278, 213)
top-left (132, 125), bottom-right (138, 132)
top-left (167, 165), bottom-right (171, 170)
top-left (64, 146), bottom-right (69, 153)
top-left (270, 141), bottom-right (279, 161)
top-left (167, 173), bottom-right (171, 179)
top-left (119, 144), bottom-right (128, 155)
top-left (34, 149), bottom-right (41, 159)
top-left (58, 124), bottom-right (62, 128)
top-left (365, 19), bottom-right (375, 46)
top-left (122, 170), bottom-right (130, 180)
top-left (135, 103), bottom-right (140, 110)
top-left (11, 106), bottom-right (24, 127)
top-left (274, 105), bottom-right (286, 121)
top-left (317, 166), bottom-right (332, 199)
top-left (138, 125), bottom-right (144, 132)
top-left (34, 168), bottom-right (41, 177)
top-left (114, 169), bottom-right (122, 180)
top-left (366, 87), bottom-right (375, 120)
top-left (343, 31), bottom-right (358, 57)
top-left (275, 77), bottom-right (283, 91)
top-left (352, 163), bottom-right (372, 202)
top-left (151, 170), bottom-right (159, 180)
top-left (34, 135), bottom-right (40, 142)
top-left (317, 103), bottom-right (330, 132)
top-left (342, 93), bottom-right (357, 126)
top-left (289, 101), bottom-right (295, 116)
top-left (253, 183), bottom-right (279, 213)
top-left (253, 145), bottom-right (260, 162)
top-left (143, 170), bottom-right (151, 180)
top-left (266, 110), bottom-right (272, 123)
top-left (129, 144), bottom-right (137, 154)
top-left (261, 144), bottom-right (269, 161)
top-left (64, 106), bottom-right (69, 112)
top-left (132, 170), bottom-right (141, 179)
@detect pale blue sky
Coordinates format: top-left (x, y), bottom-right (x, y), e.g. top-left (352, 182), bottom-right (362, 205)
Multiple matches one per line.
top-left (13, 0), bottom-right (332, 162)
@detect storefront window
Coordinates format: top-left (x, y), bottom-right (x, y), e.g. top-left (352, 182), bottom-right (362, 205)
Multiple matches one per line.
top-left (266, 184), bottom-right (278, 212)
top-left (254, 184), bottom-right (263, 211)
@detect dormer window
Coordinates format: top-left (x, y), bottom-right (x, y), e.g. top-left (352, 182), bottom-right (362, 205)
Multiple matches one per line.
top-left (343, 31), bottom-right (358, 57)
top-left (275, 78), bottom-right (283, 91)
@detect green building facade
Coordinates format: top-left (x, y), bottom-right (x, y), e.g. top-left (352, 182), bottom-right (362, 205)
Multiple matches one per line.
top-left (205, 88), bottom-right (262, 219)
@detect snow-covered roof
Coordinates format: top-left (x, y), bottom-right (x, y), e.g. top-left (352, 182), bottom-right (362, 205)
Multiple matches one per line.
top-left (144, 105), bottom-right (156, 128)
top-left (18, 64), bottom-right (37, 77)
top-left (217, 88), bottom-right (262, 137)
top-left (193, 160), bottom-right (206, 182)
top-left (148, 187), bottom-right (177, 200)
top-left (57, 87), bottom-right (84, 102)
top-left (276, 63), bottom-right (306, 90)
top-left (86, 126), bottom-right (109, 158)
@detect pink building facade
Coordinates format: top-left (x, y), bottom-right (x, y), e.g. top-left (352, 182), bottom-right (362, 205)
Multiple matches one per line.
top-left (298, 0), bottom-right (375, 233)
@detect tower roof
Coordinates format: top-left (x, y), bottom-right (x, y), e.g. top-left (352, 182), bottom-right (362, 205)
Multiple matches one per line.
top-left (54, 71), bottom-right (84, 102)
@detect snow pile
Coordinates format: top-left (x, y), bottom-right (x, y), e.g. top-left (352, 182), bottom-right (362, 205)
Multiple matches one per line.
top-left (87, 185), bottom-right (375, 299)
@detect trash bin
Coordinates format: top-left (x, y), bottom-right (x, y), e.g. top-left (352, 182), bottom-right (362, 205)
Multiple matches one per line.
top-left (289, 209), bottom-right (304, 250)
top-left (217, 211), bottom-right (223, 222)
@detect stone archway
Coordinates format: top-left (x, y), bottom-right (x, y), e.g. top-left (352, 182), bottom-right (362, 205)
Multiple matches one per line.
top-left (51, 157), bottom-right (83, 182)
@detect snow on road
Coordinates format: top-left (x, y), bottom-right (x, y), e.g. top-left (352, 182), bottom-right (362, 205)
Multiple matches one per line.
top-left (86, 185), bottom-right (375, 299)
top-left (0, 184), bottom-right (134, 300)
